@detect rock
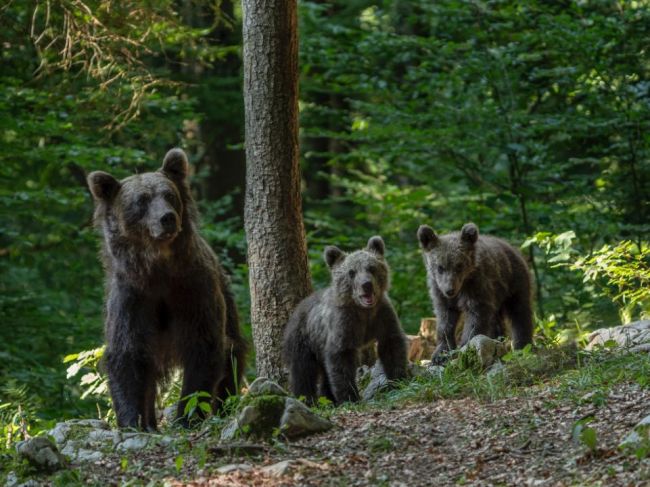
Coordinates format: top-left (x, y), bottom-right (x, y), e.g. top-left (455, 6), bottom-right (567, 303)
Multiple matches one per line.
top-left (15, 437), bottom-right (66, 472)
top-left (75, 449), bottom-right (104, 462)
top-left (361, 362), bottom-right (389, 400)
top-left (220, 405), bottom-right (263, 441)
top-left (487, 361), bottom-right (507, 379)
top-left (261, 459), bottom-right (293, 476)
top-left (48, 419), bottom-right (110, 446)
top-left (247, 377), bottom-right (288, 397)
top-left (619, 414), bottom-right (650, 450)
top-left (586, 320), bottom-right (650, 351)
top-left (116, 433), bottom-right (150, 451)
top-left (459, 335), bottom-right (508, 368)
top-left (5, 471), bottom-right (18, 487)
top-left (279, 398), bottom-right (334, 439)
top-left (424, 364), bottom-right (445, 379)
top-left (216, 463), bottom-right (252, 474)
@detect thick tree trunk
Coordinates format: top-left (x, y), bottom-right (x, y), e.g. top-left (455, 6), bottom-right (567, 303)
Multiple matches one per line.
top-left (242, 0), bottom-right (312, 381)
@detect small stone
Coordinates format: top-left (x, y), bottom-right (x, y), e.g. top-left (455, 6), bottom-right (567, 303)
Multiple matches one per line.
top-left (460, 335), bottom-right (508, 368)
top-left (220, 405), bottom-right (262, 441)
top-left (247, 377), bottom-right (288, 396)
top-left (279, 398), bottom-right (334, 439)
top-left (5, 471), bottom-right (18, 487)
top-left (75, 449), bottom-right (104, 462)
top-left (216, 463), bottom-right (252, 474)
top-left (361, 362), bottom-right (389, 400)
top-left (16, 437), bottom-right (66, 472)
top-left (620, 414), bottom-right (650, 449)
top-left (261, 459), bottom-right (293, 477)
top-left (116, 434), bottom-right (149, 451)
top-left (487, 361), bottom-right (507, 379)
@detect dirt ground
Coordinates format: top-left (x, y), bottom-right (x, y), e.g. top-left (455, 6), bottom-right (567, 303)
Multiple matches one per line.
top-left (98, 381), bottom-right (649, 487)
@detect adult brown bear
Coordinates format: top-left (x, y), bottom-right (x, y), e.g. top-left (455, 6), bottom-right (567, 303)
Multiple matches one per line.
top-left (87, 148), bottom-right (247, 429)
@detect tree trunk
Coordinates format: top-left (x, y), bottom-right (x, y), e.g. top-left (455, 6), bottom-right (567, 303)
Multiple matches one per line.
top-left (242, 0), bottom-right (312, 382)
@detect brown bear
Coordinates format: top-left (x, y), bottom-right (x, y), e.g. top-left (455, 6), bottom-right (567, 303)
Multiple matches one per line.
top-left (417, 223), bottom-right (533, 364)
top-left (87, 148), bottom-right (247, 429)
top-left (283, 237), bottom-right (408, 405)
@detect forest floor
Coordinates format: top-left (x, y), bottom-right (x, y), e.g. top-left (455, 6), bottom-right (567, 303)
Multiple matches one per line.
top-left (36, 347), bottom-right (649, 487)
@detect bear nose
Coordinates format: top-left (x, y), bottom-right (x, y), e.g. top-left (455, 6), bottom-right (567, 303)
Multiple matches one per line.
top-left (361, 281), bottom-right (373, 294)
top-left (160, 212), bottom-right (177, 230)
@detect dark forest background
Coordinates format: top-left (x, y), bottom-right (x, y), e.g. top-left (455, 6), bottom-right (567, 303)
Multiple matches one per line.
top-left (1, 0), bottom-right (648, 440)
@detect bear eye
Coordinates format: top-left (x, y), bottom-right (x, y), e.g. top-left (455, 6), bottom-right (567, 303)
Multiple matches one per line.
top-left (366, 265), bottom-right (376, 273)
top-left (348, 270), bottom-right (356, 278)
top-left (437, 265), bottom-right (444, 273)
top-left (161, 190), bottom-right (176, 203)
top-left (136, 194), bottom-right (150, 207)
top-left (455, 263), bottom-right (463, 272)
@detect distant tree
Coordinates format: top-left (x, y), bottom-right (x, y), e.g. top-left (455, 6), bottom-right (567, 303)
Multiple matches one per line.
top-left (242, 0), bottom-right (313, 381)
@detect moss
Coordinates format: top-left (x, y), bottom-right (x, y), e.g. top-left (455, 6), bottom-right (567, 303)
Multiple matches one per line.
top-left (239, 394), bottom-right (287, 438)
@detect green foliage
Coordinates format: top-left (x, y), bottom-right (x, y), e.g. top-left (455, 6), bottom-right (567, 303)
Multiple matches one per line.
top-left (572, 416), bottom-right (598, 453)
top-left (572, 241), bottom-right (650, 322)
top-left (182, 391), bottom-right (213, 422)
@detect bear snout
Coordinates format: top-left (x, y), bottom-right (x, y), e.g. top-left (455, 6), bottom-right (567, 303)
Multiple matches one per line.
top-left (160, 212), bottom-right (178, 232)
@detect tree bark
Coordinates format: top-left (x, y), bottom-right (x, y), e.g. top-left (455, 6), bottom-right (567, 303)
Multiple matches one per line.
top-left (242, 0), bottom-right (312, 382)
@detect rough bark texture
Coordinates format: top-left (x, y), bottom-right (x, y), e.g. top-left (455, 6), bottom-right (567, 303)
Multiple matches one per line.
top-left (242, 0), bottom-right (312, 381)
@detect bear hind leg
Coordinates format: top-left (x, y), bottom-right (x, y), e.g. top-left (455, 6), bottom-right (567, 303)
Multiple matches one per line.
top-left (506, 295), bottom-right (534, 349)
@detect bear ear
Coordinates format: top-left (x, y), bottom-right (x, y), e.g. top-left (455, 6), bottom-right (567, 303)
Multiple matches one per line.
top-left (417, 225), bottom-right (439, 251)
top-left (460, 223), bottom-right (479, 245)
top-left (324, 246), bottom-right (345, 269)
top-left (161, 148), bottom-right (189, 182)
top-left (87, 171), bottom-right (120, 201)
top-left (366, 236), bottom-right (385, 257)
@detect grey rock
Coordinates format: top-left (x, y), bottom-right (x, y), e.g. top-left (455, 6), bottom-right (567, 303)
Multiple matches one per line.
top-left (116, 434), bottom-right (150, 451)
top-left (48, 419), bottom-right (110, 446)
top-left (216, 463), bottom-right (252, 474)
top-left (60, 440), bottom-right (82, 458)
top-left (460, 335), bottom-right (509, 368)
top-left (261, 459), bottom-right (293, 476)
top-left (15, 437), bottom-right (66, 472)
top-left (247, 377), bottom-right (288, 397)
top-left (75, 449), bottom-right (104, 462)
top-left (87, 429), bottom-right (121, 445)
top-left (619, 414), bottom-right (650, 449)
top-left (16, 481), bottom-right (41, 487)
top-left (280, 398), bottom-right (334, 439)
top-left (220, 405), bottom-right (262, 441)
top-left (361, 362), bottom-right (389, 400)
top-left (5, 471), bottom-right (18, 487)
top-left (586, 320), bottom-right (650, 351)
top-left (487, 361), bottom-right (507, 379)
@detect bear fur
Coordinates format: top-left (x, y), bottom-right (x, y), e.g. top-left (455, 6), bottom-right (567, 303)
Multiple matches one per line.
top-left (417, 222), bottom-right (533, 363)
top-left (283, 237), bottom-right (408, 404)
top-left (87, 148), bottom-right (247, 429)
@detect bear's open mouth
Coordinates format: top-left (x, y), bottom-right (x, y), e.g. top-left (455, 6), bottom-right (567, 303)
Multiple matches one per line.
top-left (153, 230), bottom-right (178, 242)
top-left (359, 293), bottom-right (376, 307)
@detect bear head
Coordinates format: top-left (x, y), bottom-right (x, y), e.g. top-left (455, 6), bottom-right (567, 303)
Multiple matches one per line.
top-left (324, 236), bottom-right (389, 308)
top-left (87, 148), bottom-right (189, 246)
top-left (417, 222), bottom-right (479, 299)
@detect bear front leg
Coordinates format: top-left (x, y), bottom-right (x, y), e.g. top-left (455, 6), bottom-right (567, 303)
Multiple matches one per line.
top-left (431, 301), bottom-right (461, 364)
top-left (176, 344), bottom-right (223, 426)
top-left (459, 305), bottom-right (494, 347)
top-left (105, 349), bottom-right (155, 429)
top-left (324, 349), bottom-right (359, 404)
top-left (104, 291), bottom-right (158, 429)
top-left (376, 304), bottom-right (408, 380)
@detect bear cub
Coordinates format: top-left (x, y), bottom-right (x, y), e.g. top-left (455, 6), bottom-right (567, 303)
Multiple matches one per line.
top-left (87, 148), bottom-right (247, 429)
top-left (417, 223), bottom-right (533, 364)
top-left (283, 237), bottom-right (408, 404)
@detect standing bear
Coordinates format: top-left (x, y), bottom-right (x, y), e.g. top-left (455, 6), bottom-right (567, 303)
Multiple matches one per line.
top-left (87, 148), bottom-right (247, 429)
top-left (417, 223), bottom-right (533, 364)
top-left (283, 237), bottom-right (408, 405)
